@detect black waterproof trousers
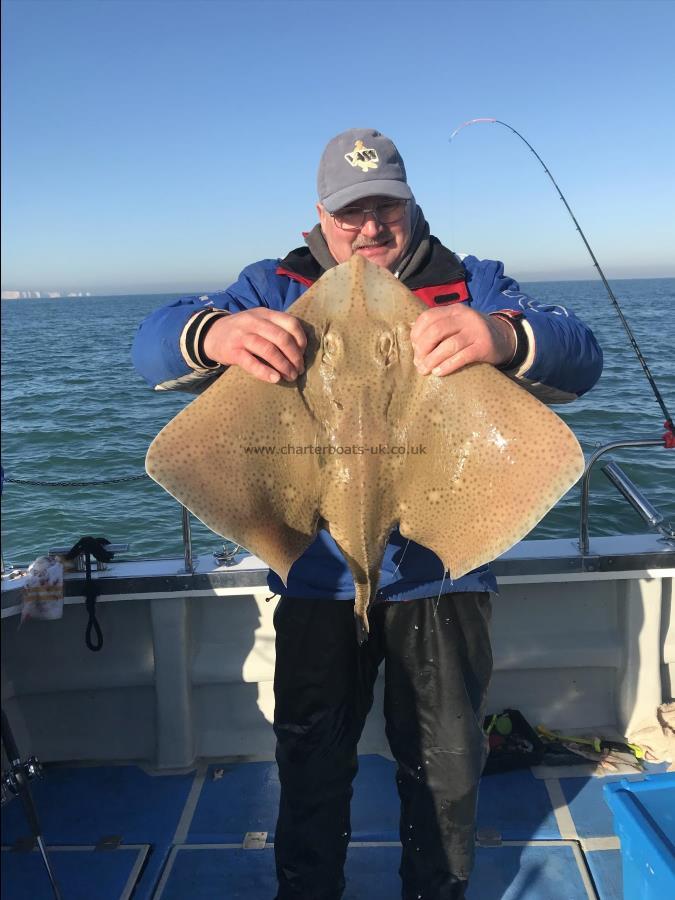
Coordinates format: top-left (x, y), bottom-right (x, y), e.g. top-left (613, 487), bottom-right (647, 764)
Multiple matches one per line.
top-left (273, 592), bottom-right (493, 900)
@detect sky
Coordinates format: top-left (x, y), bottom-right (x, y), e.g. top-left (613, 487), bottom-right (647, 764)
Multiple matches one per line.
top-left (1, 0), bottom-right (674, 295)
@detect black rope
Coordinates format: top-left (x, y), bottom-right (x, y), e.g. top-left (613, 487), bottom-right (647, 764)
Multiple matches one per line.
top-left (63, 537), bottom-right (115, 652)
top-left (84, 545), bottom-right (104, 653)
top-left (450, 118), bottom-right (674, 432)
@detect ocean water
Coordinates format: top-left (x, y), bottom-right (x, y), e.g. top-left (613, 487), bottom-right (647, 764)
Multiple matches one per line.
top-left (1, 277), bottom-right (673, 566)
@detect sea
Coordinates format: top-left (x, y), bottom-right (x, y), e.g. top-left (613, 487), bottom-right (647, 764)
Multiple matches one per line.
top-left (1, 278), bottom-right (674, 567)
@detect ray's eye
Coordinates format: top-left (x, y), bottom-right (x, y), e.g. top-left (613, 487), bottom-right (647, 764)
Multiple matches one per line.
top-left (377, 331), bottom-right (397, 366)
top-left (322, 331), bottom-right (340, 364)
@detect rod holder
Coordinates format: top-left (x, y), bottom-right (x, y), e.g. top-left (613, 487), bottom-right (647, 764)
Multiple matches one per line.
top-left (601, 461), bottom-right (664, 529)
top-left (579, 438), bottom-right (667, 555)
top-left (181, 506), bottom-right (194, 574)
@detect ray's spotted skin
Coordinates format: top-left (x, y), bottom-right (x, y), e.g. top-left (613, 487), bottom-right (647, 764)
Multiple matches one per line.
top-left (146, 256), bottom-right (584, 639)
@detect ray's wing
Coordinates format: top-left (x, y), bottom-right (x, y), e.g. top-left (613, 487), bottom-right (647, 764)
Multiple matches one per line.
top-left (391, 362), bottom-right (584, 579)
top-left (146, 367), bottom-right (321, 583)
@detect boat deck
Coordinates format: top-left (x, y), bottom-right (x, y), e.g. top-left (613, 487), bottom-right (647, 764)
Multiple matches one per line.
top-left (3, 752), bottom-right (667, 899)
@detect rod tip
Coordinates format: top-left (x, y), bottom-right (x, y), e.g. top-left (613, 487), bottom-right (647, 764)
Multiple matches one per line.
top-left (449, 118), bottom-right (498, 142)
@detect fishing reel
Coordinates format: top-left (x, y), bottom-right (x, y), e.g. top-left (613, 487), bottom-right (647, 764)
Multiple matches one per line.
top-left (1, 708), bottom-right (63, 898)
top-left (1, 753), bottom-right (43, 807)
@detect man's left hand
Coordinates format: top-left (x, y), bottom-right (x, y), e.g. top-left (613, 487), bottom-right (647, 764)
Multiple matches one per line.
top-left (410, 305), bottom-right (517, 376)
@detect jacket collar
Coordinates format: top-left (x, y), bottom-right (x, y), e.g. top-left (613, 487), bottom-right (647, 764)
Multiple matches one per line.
top-left (277, 236), bottom-right (466, 292)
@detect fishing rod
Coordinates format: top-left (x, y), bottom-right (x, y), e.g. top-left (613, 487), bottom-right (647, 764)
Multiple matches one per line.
top-left (449, 118), bottom-right (674, 446)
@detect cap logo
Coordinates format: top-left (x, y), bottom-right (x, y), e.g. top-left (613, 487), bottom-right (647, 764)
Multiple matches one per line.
top-left (344, 140), bottom-right (379, 172)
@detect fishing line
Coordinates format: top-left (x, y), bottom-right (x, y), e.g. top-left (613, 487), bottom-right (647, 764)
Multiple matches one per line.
top-left (433, 568), bottom-right (448, 619)
top-left (449, 118), bottom-right (674, 445)
top-left (391, 538), bottom-right (411, 579)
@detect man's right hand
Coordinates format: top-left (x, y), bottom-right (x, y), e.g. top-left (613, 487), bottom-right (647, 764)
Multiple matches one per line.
top-left (203, 308), bottom-right (307, 384)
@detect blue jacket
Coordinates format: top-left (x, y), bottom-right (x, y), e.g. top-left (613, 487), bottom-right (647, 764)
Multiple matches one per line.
top-left (132, 244), bottom-right (602, 601)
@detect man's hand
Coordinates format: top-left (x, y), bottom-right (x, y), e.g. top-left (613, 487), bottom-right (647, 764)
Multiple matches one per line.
top-left (203, 308), bottom-right (307, 384)
top-left (410, 305), bottom-right (517, 377)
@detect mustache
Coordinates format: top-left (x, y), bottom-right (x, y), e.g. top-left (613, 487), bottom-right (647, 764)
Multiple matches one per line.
top-left (351, 233), bottom-right (393, 250)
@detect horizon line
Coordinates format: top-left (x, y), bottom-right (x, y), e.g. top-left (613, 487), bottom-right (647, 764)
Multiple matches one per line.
top-left (3, 272), bottom-right (675, 299)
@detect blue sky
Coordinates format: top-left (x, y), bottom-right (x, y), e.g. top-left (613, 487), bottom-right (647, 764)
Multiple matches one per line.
top-left (2, 0), bottom-right (674, 294)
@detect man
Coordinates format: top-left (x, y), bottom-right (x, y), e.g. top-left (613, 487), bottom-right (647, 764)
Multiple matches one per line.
top-left (133, 128), bottom-right (602, 899)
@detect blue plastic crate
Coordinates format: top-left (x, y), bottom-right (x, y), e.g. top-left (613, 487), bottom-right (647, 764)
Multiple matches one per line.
top-left (604, 773), bottom-right (675, 899)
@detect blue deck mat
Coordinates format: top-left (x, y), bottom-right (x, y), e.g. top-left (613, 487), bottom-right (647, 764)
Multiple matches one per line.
top-left (188, 760), bottom-right (281, 843)
top-left (468, 844), bottom-right (592, 899)
top-left (559, 773), bottom-right (640, 838)
top-left (158, 843), bottom-right (593, 900)
top-left (559, 763), bottom-right (670, 838)
top-left (1, 846), bottom-right (147, 900)
top-left (132, 844), bottom-right (174, 900)
top-left (350, 755), bottom-right (400, 839)
top-left (586, 849), bottom-right (623, 899)
top-left (0, 759), bottom-right (627, 899)
top-left (188, 756), bottom-right (562, 843)
top-left (477, 769), bottom-right (560, 839)
top-left (0, 765), bottom-right (196, 846)
top-left (188, 755), bottom-right (401, 843)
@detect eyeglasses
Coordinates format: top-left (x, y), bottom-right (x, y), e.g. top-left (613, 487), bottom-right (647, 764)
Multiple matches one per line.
top-left (330, 199), bottom-right (408, 231)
